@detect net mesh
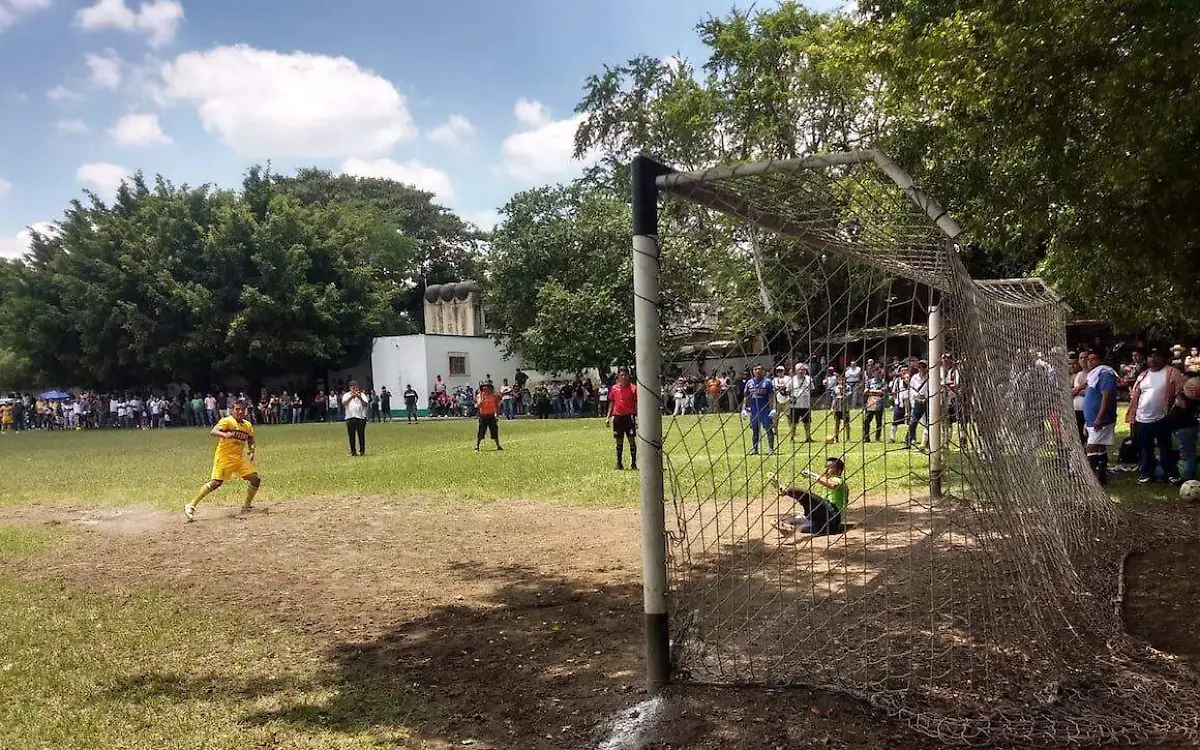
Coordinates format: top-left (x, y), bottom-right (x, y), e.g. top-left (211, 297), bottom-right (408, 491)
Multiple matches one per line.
top-left (651, 150), bottom-right (1200, 746)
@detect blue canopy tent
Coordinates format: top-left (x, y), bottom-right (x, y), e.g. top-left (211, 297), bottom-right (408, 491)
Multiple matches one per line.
top-left (39, 389), bottom-right (70, 400)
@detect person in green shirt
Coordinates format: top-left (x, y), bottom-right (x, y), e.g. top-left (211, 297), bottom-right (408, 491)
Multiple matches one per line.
top-left (769, 457), bottom-right (848, 536)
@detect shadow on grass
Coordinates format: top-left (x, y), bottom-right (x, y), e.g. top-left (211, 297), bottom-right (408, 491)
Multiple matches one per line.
top-left (104, 566), bottom-right (648, 749)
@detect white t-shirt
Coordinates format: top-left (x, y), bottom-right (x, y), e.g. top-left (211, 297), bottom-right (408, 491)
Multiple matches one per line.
top-left (823, 374), bottom-right (838, 393)
top-left (909, 372), bottom-right (928, 402)
top-left (844, 365), bottom-right (862, 385)
top-left (342, 391), bottom-right (369, 420)
top-left (773, 376), bottom-right (790, 405)
top-left (204, 396), bottom-right (217, 411)
top-left (942, 367), bottom-right (960, 403)
top-left (1134, 369), bottom-right (1169, 423)
top-left (789, 374), bottom-right (813, 408)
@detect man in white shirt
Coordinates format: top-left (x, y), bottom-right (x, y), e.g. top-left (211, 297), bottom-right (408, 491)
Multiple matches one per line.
top-left (1127, 348), bottom-right (1186, 484)
top-left (342, 381), bottom-right (370, 457)
top-left (204, 394), bottom-right (218, 426)
top-left (821, 367), bottom-right (838, 410)
top-left (889, 364), bottom-right (910, 442)
top-left (787, 363), bottom-right (813, 442)
top-left (772, 365), bottom-right (790, 432)
top-left (905, 360), bottom-right (929, 450)
top-left (941, 354), bottom-right (965, 445)
top-left (844, 360), bottom-right (863, 409)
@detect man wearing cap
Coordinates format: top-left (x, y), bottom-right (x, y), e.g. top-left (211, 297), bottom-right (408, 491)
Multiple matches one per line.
top-left (772, 365), bottom-right (790, 434)
top-left (905, 359), bottom-right (930, 450)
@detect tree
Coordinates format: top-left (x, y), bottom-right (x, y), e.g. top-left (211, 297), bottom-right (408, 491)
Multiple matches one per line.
top-left (573, 0), bottom-right (1200, 332)
top-left (0, 167), bottom-right (463, 389)
top-left (487, 186), bottom-right (634, 372)
top-left (274, 169), bottom-right (487, 330)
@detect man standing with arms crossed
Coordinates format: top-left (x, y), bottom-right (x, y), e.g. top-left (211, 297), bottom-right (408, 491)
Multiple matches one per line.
top-left (606, 368), bottom-right (638, 470)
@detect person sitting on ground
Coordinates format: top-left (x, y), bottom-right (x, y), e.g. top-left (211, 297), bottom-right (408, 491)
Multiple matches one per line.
top-left (769, 457), bottom-right (849, 536)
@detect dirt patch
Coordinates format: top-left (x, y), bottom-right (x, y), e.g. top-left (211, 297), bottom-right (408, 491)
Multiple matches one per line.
top-left (1124, 542), bottom-right (1200, 669)
top-left (1, 495), bottom-right (1198, 749)
top-left (0, 505), bottom-right (178, 535)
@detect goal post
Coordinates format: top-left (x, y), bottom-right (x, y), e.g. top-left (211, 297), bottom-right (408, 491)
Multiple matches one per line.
top-left (631, 154), bottom-right (674, 689)
top-left (631, 149), bottom-right (1200, 746)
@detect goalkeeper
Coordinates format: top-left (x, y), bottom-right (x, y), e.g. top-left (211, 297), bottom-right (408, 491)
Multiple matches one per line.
top-left (770, 457), bottom-right (848, 535)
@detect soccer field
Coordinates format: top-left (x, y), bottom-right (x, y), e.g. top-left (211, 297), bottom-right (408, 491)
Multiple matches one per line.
top-left (0, 414), bottom-right (1189, 750)
top-left (0, 414), bottom-right (936, 511)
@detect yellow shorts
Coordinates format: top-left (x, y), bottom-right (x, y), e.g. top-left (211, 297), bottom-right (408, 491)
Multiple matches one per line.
top-left (211, 457), bottom-right (258, 482)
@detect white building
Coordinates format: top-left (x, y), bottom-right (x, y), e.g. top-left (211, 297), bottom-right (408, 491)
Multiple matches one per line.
top-left (371, 281), bottom-right (533, 414)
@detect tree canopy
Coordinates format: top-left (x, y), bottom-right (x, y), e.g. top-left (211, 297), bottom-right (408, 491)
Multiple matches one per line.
top-left (573, 0), bottom-right (1200, 334)
top-left (0, 169), bottom-right (481, 389)
top-left (486, 185), bottom-right (634, 373)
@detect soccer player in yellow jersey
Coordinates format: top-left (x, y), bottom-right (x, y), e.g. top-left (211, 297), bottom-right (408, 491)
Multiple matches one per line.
top-left (184, 399), bottom-right (261, 522)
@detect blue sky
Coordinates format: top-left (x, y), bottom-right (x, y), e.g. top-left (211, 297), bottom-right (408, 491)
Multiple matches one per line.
top-left (0, 0), bottom-right (838, 257)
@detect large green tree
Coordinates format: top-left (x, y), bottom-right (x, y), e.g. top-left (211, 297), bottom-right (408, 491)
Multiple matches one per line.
top-left (486, 185), bottom-right (635, 373)
top-left (0, 167), bottom-right (469, 389)
top-left (573, 0), bottom-right (1200, 333)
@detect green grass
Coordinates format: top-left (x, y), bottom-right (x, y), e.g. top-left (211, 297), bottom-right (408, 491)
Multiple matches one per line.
top-left (0, 579), bottom-right (432, 750)
top-left (0, 410), bottom-right (1185, 749)
top-left (0, 410), bottom-right (1182, 510)
top-left (0, 418), bottom-right (644, 509)
top-left (0, 524), bottom-right (62, 557)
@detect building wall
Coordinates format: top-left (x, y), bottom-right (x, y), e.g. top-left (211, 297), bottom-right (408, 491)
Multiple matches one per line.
top-left (422, 334), bottom-right (526, 396)
top-left (371, 336), bottom-right (431, 410)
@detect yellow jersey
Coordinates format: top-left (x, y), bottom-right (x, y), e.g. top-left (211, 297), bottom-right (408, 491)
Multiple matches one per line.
top-left (214, 416), bottom-right (254, 464)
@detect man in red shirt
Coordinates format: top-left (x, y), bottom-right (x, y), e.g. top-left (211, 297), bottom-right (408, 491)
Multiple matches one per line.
top-left (606, 367), bottom-right (638, 470)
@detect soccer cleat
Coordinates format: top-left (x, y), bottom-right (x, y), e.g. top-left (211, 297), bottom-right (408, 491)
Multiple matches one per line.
top-left (184, 504), bottom-right (196, 522)
top-left (616, 461), bottom-right (624, 470)
top-left (630, 461), bottom-right (637, 470)
top-left (496, 446), bottom-right (504, 451)
top-left (1138, 476), bottom-right (1154, 484)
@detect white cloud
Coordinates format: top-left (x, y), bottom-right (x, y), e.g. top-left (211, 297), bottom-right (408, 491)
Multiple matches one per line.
top-left (57, 119), bottom-right (91, 134)
top-left (461, 210), bottom-right (499, 232)
top-left (428, 114), bottom-right (477, 149)
top-left (161, 45), bottom-right (417, 159)
top-left (0, 176), bottom-right (10, 198)
top-left (47, 85), bottom-right (82, 103)
top-left (75, 0), bottom-right (183, 47)
top-left (341, 158), bottom-right (455, 203)
top-left (77, 162), bottom-right (133, 201)
top-left (0, 0), bottom-right (52, 32)
top-left (109, 112), bottom-right (171, 146)
top-left (514, 98), bottom-right (550, 128)
top-left (0, 221), bottom-right (56, 260)
top-left (496, 99), bottom-right (593, 182)
top-left (85, 50), bottom-right (123, 89)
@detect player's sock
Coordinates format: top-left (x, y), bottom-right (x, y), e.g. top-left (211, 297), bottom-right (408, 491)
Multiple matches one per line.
top-left (243, 483), bottom-right (258, 510)
top-left (629, 442), bottom-right (637, 468)
top-left (191, 483), bottom-right (214, 507)
top-left (616, 440), bottom-right (624, 469)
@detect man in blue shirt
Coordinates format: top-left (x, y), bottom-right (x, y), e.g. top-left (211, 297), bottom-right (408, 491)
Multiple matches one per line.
top-left (1082, 350), bottom-right (1118, 485)
top-left (744, 364), bottom-right (776, 455)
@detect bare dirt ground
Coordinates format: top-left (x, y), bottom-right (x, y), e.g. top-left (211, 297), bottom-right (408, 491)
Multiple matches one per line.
top-left (2, 496), bottom-right (1199, 749)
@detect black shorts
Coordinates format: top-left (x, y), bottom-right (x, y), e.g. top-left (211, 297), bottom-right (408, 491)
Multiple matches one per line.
top-left (834, 411), bottom-right (849, 423)
top-left (789, 407), bottom-right (811, 424)
top-left (612, 414), bottom-right (636, 436)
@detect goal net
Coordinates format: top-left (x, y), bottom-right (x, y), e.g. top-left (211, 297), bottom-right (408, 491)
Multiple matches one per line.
top-left (646, 150), bottom-right (1200, 746)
